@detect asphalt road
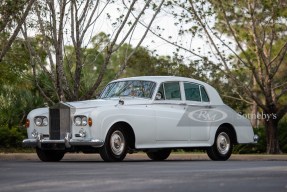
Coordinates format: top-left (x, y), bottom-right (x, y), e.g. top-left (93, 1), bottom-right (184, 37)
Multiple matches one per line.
top-left (0, 154), bottom-right (287, 192)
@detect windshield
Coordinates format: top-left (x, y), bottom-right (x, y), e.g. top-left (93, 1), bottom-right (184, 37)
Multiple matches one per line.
top-left (100, 80), bottom-right (156, 99)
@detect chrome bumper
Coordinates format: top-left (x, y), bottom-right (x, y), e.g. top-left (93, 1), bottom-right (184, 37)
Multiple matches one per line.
top-left (23, 133), bottom-right (104, 148)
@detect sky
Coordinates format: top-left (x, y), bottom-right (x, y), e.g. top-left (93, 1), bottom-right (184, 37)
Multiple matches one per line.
top-left (74, 1), bottom-right (208, 61)
top-left (26, 1), bottom-right (230, 66)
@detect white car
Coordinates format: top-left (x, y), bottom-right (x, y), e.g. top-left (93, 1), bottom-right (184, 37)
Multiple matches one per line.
top-left (23, 76), bottom-right (258, 162)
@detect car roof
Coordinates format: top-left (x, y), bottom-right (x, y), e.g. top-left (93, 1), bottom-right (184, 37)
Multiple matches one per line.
top-left (113, 76), bottom-right (203, 84)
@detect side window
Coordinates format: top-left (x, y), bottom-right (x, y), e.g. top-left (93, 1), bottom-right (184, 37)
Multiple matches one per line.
top-left (200, 86), bottom-right (210, 102)
top-left (157, 84), bottom-right (166, 100)
top-left (184, 83), bottom-right (201, 102)
top-left (158, 82), bottom-right (181, 100)
top-left (200, 86), bottom-right (209, 102)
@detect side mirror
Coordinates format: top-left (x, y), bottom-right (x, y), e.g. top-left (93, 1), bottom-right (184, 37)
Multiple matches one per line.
top-left (155, 92), bottom-right (162, 100)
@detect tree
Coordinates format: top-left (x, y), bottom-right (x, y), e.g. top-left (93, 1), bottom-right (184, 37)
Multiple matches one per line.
top-left (0, 37), bottom-right (45, 129)
top-left (0, 0), bottom-right (35, 62)
top-left (21, 0), bottom-right (165, 103)
top-left (165, 0), bottom-right (287, 153)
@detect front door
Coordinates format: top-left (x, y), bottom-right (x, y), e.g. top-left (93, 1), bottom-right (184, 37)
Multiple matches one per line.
top-left (154, 82), bottom-right (189, 141)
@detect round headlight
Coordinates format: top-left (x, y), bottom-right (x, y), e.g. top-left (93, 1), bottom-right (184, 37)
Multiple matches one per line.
top-left (82, 117), bottom-right (88, 126)
top-left (75, 117), bottom-right (82, 126)
top-left (42, 117), bottom-right (48, 126)
top-left (35, 117), bottom-right (43, 126)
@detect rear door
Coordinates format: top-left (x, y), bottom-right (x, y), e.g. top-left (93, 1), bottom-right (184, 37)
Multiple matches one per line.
top-left (183, 82), bottom-right (211, 141)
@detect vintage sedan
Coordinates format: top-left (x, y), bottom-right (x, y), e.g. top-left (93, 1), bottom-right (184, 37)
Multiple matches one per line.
top-left (23, 76), bottom-right (258, 162)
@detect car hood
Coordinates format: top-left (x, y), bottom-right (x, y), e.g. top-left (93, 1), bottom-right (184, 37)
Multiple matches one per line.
top-left (66, 98), bottom-right (152, 109)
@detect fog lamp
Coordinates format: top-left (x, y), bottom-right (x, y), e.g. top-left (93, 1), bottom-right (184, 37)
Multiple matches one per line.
top-left (31, 129), bottom-right (38, 138)
top-left (79, 128), bottom-right (87, 138)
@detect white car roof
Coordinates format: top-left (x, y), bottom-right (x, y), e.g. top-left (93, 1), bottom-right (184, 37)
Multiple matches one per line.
top-left (114, 76), bottom-right (200, 84)
top-left (112, 76), bottom-right (224, 104)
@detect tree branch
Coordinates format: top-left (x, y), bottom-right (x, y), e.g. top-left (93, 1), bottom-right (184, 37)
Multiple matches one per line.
top-left (114, 0), bottom-right (152, 51)
top-left (115, 0), bottom-right (165, 78)
top-left (34, 1), bottom-right (56, 81)
top-left (188, 0), bottom-right (267, 111)
top-left (0, 0), bottom-right (35, 62)
top-left (110, 0), bottom-right (137, 53)
top-left (21, 25), bottom-right (55, 105)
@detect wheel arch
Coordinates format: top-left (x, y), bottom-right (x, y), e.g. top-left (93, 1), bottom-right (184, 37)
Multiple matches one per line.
top-left (217, 123), bottom-right (238, 145)
top-left (109, 121), bottom-right (136, 150)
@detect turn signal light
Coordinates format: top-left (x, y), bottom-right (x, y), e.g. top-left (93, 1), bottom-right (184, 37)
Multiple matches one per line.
top-left (88, 117), bottom-right (93, 127)
top-left (25, 119), bottom-right (30, 128)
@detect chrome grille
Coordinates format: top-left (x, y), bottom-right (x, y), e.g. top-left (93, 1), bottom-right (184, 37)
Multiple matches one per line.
top-left (49, 103), bottom-right (71, 140)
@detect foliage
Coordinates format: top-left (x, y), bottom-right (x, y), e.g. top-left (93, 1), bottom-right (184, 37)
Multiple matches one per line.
top-left (278, 119), bottom-right (287, 153)
top-left (20, 0), bottom-right (165, 102)
top-left (0, 1), bottom-right (286, 154)
top-left (0, 86), bottom-right (46, 127)
top-left (0, 0), bottom-right (28, 31)
top-left (234, 119), bottom-right (287, 154)
top-left (0, 37), bottom-right (30, 85)
top-left (0, 126), bottom-right (26, 149)
top-left (165, 0), bottom-right (287, 153)
top-left (0, 35), bottom-right (46, 129)
top-left (0, 0), bottom-right (35, 61)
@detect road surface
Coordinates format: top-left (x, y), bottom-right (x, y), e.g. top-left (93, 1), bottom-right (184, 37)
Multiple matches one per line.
top-left (0, 153), bottom-right (286, 192)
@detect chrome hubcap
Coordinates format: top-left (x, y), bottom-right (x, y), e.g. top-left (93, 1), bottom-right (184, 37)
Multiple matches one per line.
top-left (110, 130), bottom-right (125, 155)
top-left (217, 132), bottom-right (230, 155)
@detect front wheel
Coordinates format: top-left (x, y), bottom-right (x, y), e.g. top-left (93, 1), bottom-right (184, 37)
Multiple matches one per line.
top-left (99, 127), bottom-right (127, 162)
top-left (207, 128), bottom-right (233, 161)
top-left (147, 149), bottom-right (171, 161)
top-left (36, 148), bottom-right (65, 162)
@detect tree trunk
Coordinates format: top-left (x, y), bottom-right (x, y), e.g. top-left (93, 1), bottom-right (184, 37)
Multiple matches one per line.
top-left (251, 101), bottom-right (258, 128)
top-left (264, 117), bottom-right (280, 154)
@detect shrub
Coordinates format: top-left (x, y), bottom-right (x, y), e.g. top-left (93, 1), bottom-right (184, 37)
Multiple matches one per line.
top-left (0, 126), bottom-right (27, 150)
top-left (233, 120), bottom-right (287, 154)
top-left (279, 121), bottom-right (287, 153)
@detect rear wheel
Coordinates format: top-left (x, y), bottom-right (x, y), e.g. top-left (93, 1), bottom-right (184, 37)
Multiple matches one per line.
top-left (36, 148), bottom-right (65, 162)
top-left (146, 149), bottom-right (171, 161)
top-left (100, 127), bottom-right (127, 162)
top-left (207, 127), bottom-right (233, 161)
